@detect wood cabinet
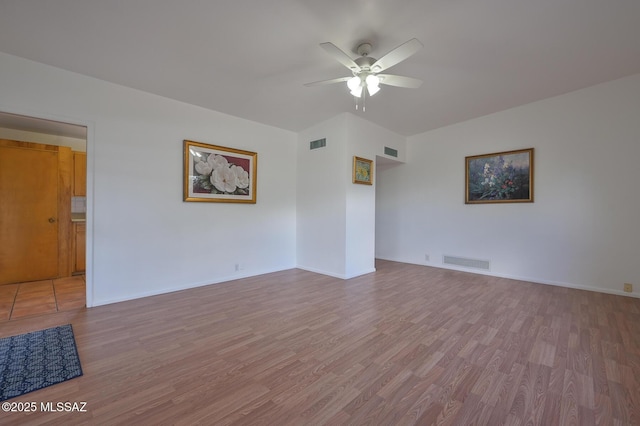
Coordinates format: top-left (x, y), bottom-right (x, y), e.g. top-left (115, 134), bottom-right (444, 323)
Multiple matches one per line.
top-left (71, 151), bottom-right (86, 275)
top-left (73, 152), bottom-right (87, 196)
top-left (72, 222), bottom-right (86, 274)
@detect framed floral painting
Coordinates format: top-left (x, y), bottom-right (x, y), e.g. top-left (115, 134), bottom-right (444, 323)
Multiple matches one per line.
top-left (353, 156), bottom-right (373, 185)
top-left (183, 140), bottom-right (257, 203)
top-left (465, 148), bottom-right (534, 204)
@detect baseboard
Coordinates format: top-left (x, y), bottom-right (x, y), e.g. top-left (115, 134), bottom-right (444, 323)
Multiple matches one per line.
top-left (91, 266), bottom-right (296, 307)
top-left (92, 258), bottom-right (639, 307)
top-left (346, 268), bottom-right (377, 279)
top-left (295, 265), bottom-right (348, 279)
top-left (296, 265), bottom-right (376, 280)
top-left (375, 256), bottom-right (640, 299)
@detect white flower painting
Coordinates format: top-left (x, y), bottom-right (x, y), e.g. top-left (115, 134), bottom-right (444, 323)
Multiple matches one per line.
top-left (184, 140), bottom-right (257, 203)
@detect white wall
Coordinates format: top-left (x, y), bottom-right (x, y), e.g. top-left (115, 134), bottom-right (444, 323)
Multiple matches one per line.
top-left (0, 52), bottom-right (297, 306)
top-left (296, 114), bottom-right (348, 277)
top-left (296, 112), bottom-right (405, 279)
top-left (376, 73), bottom-right (640, 297)
top-left (345, 115), bottom-right (405, 278)
top-left (4, 49), bottom-right (638, 302)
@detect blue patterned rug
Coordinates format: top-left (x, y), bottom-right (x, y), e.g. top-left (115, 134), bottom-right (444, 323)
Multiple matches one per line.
top-left (0, 324), bottom-right (83, 401)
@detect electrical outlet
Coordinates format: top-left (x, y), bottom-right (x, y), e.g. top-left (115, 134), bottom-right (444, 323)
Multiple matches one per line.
top-left (624, 283), bottom-right (633, 293)
top-left (425, 254), bottom-right (430, 262)
top-left (235, 263), bottom-right (240, 272)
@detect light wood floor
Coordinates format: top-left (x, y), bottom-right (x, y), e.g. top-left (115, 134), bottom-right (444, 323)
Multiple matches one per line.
top-left (1, 260), bottom-right (639, 425)
top-left (0, 276), bottom-right (85, 321)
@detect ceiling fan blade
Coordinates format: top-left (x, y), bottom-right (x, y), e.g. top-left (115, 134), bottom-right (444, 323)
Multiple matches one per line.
top-left (304, 76), bottom-right (351, 87)
top-left (371, 38), bottom-right (423, 73)
top-left (377, 74), bottom-right (423, 88)
top-left (319, 42), bottom-right (361, 72)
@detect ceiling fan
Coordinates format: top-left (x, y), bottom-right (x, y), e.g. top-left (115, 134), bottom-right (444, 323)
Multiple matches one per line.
top-left (305, 38), bottom-right (423, 108)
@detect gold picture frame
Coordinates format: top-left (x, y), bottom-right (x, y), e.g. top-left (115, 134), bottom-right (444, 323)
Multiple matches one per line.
top-left (353, 156), bottom-right (373, 185)
top-left (465, 148), bottom-right (534, 204)
top-left (183, 140), bottom-right (257, 203)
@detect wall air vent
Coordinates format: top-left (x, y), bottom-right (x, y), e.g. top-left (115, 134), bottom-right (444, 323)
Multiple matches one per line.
top-left (310, 138), bottom-right (326, 150)
top-left (384, 147), bottom-right (398, 157)
top-left (443, 255), bottom-right (490, 271)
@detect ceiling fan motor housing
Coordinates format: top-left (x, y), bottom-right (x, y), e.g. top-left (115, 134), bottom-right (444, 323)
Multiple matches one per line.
top-left (355, 56), bottom-right (376, 72)
top-left (355, 43), bottom-right (379, 73)
top-left (356, 42), bottom-right (372, 56)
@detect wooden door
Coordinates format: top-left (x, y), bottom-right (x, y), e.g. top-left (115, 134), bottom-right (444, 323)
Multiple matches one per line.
top-left (0, 145), bottom-right (60, 284)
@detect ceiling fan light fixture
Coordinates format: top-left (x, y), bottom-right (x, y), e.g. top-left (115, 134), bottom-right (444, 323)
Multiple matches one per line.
top-left (365, 74), bottom-right (380, 88)
top-left (348, 75), bottom-right (363, 97)
top-left (365, 74), bottom-right (380, 96)
top-left (350, 86), bottom-right (363, 98)
top-left (347, 76), bottom-right (361, 91)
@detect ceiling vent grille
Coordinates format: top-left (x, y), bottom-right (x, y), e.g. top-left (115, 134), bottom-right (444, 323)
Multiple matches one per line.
top-left (384, 147), bottom-right (398, 157)
top-left (443, 255), bottom-right (490, 271)
top-left (310, 138), bottom-right (326, 150)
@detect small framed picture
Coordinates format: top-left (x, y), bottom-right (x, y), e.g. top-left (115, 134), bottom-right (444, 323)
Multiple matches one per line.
top-left (184, 140), bottom-right (257, 203)
top-left (353, 156), bottom-right (373, 185)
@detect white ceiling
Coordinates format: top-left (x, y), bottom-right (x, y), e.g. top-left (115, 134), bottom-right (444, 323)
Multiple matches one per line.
top-left (1, 0), bottom-right (640, 137)
top-left (0, 112), bottom-right (87, 139)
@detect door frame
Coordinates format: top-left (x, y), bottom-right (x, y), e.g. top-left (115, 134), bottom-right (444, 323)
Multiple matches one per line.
top-left (0, 106), bottom-right (94, 308)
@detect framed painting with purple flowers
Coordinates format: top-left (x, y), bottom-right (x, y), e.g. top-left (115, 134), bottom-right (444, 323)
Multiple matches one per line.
top-left (465, 148), bottom-right (534, 204)
top-left (183, 140), bottom-right (257, 203)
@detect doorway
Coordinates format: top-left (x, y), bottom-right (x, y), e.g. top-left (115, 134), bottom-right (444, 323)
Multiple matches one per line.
top-left (0, 111), bottom-right (88, 320)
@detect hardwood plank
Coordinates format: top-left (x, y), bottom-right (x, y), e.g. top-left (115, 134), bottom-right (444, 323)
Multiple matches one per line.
top-left (0, 260), bottom-right (638, 425)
